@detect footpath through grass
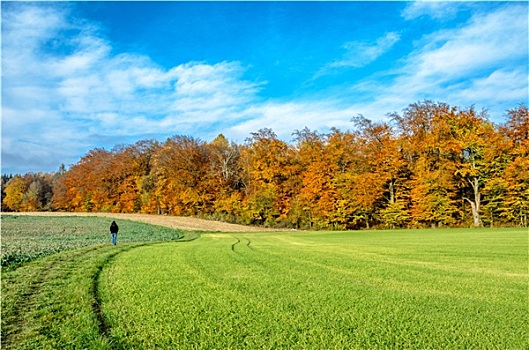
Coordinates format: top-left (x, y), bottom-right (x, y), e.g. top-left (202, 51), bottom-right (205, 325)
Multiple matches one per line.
top-left (101, 228), bottom-right (528, 349)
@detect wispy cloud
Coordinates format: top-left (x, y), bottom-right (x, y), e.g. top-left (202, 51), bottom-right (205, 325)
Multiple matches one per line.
top-left (331, 32), bottom-right (401, 69)
top-left (409, 5), bottom-right (526, 83)
top-left (226, 100), bottom-right (356, 143)
top-left (455, 69), bottom-right (527, 103)
top-left (169, 61), bottom-right (263, 119)
top-left (401, 1), bottom-right (466, 21)
top-left (315, 32), bottom-right (400, 78)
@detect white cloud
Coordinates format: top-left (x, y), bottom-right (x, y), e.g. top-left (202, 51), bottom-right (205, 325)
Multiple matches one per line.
top-left (223, 100), bottom-right (357, 143)
top-left (454, 69), bottom-right (528, 103)
top-left (350, 4), bottom-right (528, 118)
top-left (401, 1), bottom-right (465, 21)
top-left (169, 61), bottom-right (262, 116)
top-left (54, 37), bottom-right (111, 76)
top-left (1, 107), bottom-right (92, 173)
top-left (315, 32), bottom-right (400, 78)
top-left (332, 32), bottom-right (400, 69)
top-left (1, 3), bottom-right (264, 173)
top-left (1, 2), bottom-right (526, 174)
top-left (409, 5), bottom-right (527, 82)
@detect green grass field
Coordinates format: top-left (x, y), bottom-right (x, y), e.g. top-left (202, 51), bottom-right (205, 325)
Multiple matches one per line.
top-left (1, 216), bottom-right (527, 349)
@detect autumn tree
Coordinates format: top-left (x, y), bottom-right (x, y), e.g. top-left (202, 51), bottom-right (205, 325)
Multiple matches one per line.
top-left (500, 105), bottom-right (529, 226)
top-left (352, 116), bottom-right (410, 228)
top-left (3, 175), bottom-right (26, 211)
top-left (53, 149), bottom-right (111, 211)
top-left (325, 129), bottom-right (365, 229)
top-left (52, 145), bottom-right (148, 213)
top-left (292, 127), bottom-right (334, 229)
top-left (111, 142), bottom-right (157, 213)
top-left (239, 129), bottom-right (296, 226)
top-left (4, 173), bottom-right (54, 211)
top-left (392, 101), bottom-right (459, 228)
top-left (10, 101), bottom-right (525, 230)
top-left (129, 140), bottom-right (161, 214)
top-left (206, 134), bottom-right (244, 222)
top-left (1, 174), bottom-right (14, 211)
top-left (151, 136), bottom-right (211, 216)
top-left (449, 107), bottom-right (501, 227)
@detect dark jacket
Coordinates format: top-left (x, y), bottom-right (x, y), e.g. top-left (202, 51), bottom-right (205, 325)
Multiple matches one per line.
top-left (110, 221), bottom-right (119, 234)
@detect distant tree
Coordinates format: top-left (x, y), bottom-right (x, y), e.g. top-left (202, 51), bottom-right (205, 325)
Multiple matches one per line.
top-left (17, 101), bottom-right (526, 229)
top-left (207, 134), bottom-right (244, 222)
top-left (133, 140), bottom-right (161, 214)
top-left (449, 107), bottom-right (498, 227)
top-left (325, 129), bottom-right (361, 229)
top-left (3, 175), bottom-right (26, 211)
top-left (53, 148), bottom-right (114, 211)
top-left (151, 135), bottom-right (210, 216)
top-left (1, 174), bottom-right (14, 211)
top-left (3, 173), bottom-right (54, 211)
top-left (293, 127), bottom-right (332, 229)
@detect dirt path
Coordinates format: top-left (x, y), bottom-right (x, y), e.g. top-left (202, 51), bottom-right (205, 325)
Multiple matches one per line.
top-left (1, 212), bottom-right (281, 232)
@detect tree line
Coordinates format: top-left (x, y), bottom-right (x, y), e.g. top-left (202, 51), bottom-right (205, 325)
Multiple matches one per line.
top-left (2, 101), bottom-right (528, 229)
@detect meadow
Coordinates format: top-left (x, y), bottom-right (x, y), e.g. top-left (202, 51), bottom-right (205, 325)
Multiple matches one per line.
top-left (1, 215), bottom-right (527, 349)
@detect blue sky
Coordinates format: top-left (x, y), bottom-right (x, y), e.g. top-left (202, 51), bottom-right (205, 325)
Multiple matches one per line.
top-left (2, 1), bottom-right (528, 174)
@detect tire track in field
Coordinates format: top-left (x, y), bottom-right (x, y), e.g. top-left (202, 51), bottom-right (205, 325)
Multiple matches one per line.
top-left (231, 237), bottom-right (254, 252)
top-left (91, 244), bottom-right (147, 348)
top-left (227, 236), bottom-right (273, 292)
top-left (91, 250), bottom-right (122, 338)
top-left (231, 237), bottom-right (241, 251)
top-left (228, 237), bottom-right (272, 273)
top-left (245, 237), bottom-right (254, 250)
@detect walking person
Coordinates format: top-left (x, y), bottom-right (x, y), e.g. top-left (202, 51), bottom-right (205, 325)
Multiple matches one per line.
top-left (110, 221), bottom-right (119, 246)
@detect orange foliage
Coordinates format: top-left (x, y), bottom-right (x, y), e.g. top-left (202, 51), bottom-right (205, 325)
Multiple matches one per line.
top-left (5, 102), bottom-right (527, 229)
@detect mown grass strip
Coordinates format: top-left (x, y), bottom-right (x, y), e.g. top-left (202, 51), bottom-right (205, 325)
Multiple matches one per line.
top-left (2, 241), bottom-right (181, 350)
top-left (2, 245), bottom-right (116, 349)
top-left (1, 215), bottom-right (199, 349)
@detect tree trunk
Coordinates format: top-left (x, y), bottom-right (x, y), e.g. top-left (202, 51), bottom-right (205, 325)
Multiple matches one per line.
top-left (463, 177), bottom-right (482, 228)
top-left (388, 178), bottom-right (396, 204)
top-left (466, 199), bottom-right (481, 227)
